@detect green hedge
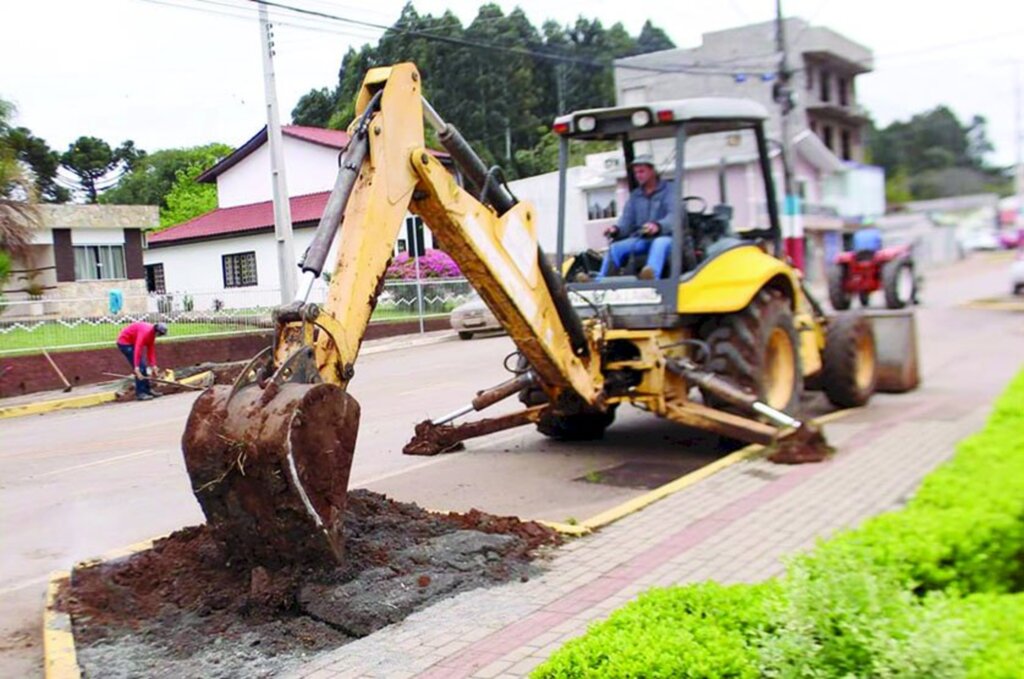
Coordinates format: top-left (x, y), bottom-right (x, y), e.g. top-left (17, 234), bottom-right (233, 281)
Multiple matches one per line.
top-left (534, 370), bottom-right (1024, 679)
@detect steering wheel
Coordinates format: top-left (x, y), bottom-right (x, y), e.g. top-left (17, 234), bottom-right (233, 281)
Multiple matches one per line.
top-left (683, 195), bottom-right (708, 214)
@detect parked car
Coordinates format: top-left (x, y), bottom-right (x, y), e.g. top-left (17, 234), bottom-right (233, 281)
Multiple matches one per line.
top-left (959, 229), bottom-right (1000, 253)
top-left (1012, 249), bottom-right (1024, 296)
top-left (449, 292), bottom-right (503, 339)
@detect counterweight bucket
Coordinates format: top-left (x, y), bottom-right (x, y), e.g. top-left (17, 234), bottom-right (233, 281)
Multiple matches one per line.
top-left (181, 381), bottom-right (359, 568)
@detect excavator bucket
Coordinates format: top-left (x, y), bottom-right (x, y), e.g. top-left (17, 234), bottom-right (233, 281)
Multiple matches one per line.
top-left (182, 381), bottom-right (359, 568)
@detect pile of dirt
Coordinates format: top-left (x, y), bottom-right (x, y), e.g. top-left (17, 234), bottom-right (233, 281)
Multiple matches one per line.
top-left (114, 361), bottom-right (248, 402)
top-left (67, 490), bottom-right (560, 678)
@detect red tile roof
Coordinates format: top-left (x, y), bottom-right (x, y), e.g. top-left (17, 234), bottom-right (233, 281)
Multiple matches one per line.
top-left (282, 125), bottom-right (351, 148)
top-left (148, 192), bottom-right (329, 245)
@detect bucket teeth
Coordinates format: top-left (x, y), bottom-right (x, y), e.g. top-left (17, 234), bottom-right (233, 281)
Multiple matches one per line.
top-left (182, 383), bottom-right (360, 568)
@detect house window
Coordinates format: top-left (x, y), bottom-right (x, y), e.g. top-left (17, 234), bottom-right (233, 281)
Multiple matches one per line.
top-left (796, 178), bottom-right (809, 201)
top-left (222, 251), bottom-right (258, 288)
top-left (841, 129), bottom-right (853, 161)
top-left (145, 263), bottom-right (166, 294)
top-left (805, 65), bottom-right (814, 91)
top-left (404, 216), bottom-right (426, 257)
top-left (838, 77), bottom-right (849, 106)
top-left (822, 125), bottom-right (835, 152)
top-left (73, 245), bottom-right (126, 281)
top-left (586, 187), bottom-right (618, 220)
top-left (819, 70), bottom-right (831, 103)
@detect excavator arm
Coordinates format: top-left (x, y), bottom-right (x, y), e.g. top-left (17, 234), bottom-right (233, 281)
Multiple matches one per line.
top-left (181, 63), bottom-right (603, 568)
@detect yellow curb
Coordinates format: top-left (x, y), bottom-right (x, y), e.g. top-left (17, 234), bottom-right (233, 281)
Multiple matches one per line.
top-left (43, 571), bottom-right (80, 679)
top-left (577, 407), bottom-right (858, 532)
top-left (961, 299), bottom-right (1024, 312)
top-left (0, 371), bottom-right (213, 420)
top-left (537, 520), bottom-right (591, 536)
top-left (42, 535), bottom-right (172, 679)
top-left (0, 391), bottom-right (117, 420)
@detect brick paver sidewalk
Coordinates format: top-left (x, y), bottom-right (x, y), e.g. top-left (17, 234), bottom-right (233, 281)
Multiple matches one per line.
top-left (286, 384), bottom-right (990, 679)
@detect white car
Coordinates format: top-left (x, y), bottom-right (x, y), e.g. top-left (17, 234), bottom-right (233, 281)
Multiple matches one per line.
top-left (959, 230), bottom-right (1000, 253)
top-left (1012, 249), bottom-right (1024, 296)
top-left (449, 292), bottom-right (503, 339)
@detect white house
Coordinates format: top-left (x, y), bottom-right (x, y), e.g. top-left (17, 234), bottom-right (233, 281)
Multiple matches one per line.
top-left (3, 205), bottom-right (157, 317)
top-left (144, 125), bottom-right (449, 310)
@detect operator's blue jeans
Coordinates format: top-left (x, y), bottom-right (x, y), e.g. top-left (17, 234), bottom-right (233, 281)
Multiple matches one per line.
top-left (116, 343), bottom-right (152, 397)
top-left (599, 236), bottom-right (673, 278)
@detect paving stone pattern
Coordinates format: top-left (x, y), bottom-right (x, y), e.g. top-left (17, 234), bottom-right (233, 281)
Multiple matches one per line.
top-left (285, 391), bottom-right (990, 679)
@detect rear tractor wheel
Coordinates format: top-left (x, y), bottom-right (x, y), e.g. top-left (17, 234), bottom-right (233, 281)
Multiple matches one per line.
top-left (820, 313), bottom-right (877, 408)
top-left (700, 288), bottom-right (803, 415)
top-left (828, 265), bottom-right (852, 311)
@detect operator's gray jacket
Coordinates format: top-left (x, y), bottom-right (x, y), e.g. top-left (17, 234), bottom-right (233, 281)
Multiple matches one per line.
top-left (615, 180), bottom-right (677, 239)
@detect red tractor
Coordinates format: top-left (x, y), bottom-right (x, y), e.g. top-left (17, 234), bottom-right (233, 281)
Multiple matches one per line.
top-left (828, 228), bottom-right (919, 310)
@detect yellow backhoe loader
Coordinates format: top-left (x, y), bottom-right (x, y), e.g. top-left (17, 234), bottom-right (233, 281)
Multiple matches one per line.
top-left (181, 63), bottom-right (878, 568)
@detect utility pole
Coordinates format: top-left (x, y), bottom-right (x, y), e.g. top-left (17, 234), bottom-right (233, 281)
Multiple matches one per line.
top-left (1015, 62), bottom-right (1023, 229)
top-left (774, 0), bottom-right (804, 272)
top-left (259, 1), bottom-right (297, 303)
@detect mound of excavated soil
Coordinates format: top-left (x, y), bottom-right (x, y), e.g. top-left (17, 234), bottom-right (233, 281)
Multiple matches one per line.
top-left (67, 490), bottom-right (560, 679)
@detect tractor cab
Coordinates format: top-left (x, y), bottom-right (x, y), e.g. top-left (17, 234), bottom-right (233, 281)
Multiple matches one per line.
top-left (552, 98), bottom-right (785, 328)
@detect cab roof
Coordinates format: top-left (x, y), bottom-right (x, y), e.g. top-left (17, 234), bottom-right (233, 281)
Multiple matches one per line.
top-left (553, 97), bottom-right (770, 141)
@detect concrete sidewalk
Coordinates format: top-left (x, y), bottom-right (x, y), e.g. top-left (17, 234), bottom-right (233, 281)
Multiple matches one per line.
top-left (285, 384), bottom-right (995, 679)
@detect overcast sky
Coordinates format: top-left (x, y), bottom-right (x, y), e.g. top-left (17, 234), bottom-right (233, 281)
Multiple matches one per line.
top-left (2, 0), bottom-right (1023, 166)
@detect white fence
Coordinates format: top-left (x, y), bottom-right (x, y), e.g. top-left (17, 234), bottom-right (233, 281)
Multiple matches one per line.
top-left (0, 278), bottom-right (474, 357)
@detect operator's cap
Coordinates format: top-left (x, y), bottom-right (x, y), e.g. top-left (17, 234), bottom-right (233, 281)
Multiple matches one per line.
top-left (154, 322), bottom-right (168, 336)
top-left (630, 153), bottom-right (655, 167)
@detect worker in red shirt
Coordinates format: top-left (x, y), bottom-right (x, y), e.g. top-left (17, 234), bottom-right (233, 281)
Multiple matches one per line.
top-left (115, 321), bottom-right (168, 401)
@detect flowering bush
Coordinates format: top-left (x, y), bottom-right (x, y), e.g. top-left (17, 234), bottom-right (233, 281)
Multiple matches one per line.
top-left (385, 249), bottom-right (461, 280)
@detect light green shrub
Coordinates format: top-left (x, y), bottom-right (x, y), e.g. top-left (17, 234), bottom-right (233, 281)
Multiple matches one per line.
top-left (533, 371), bottom-right (1024, 679)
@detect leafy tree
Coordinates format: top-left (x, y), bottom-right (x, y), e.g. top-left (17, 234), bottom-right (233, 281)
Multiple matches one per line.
top-left (60, 136), bottom-right (145, 203)
top-left (291, 87), bottom-right (338, 127)
top-left (158, 147), bottom-right (229, 227)
top-left (294, 2), bottom-right (675, 178)
top-left (868, 106), bottom-right (1008, 200)
top-left (5, 127), bottom-right (69, 203)
top-left (636, 20), bottom-right (675, 54)
top-left (101, 143), bottom-right (231, 210)
top-left (0, 98), bottom-right (39, 267)
top-left (514, 128), bottom-right (618, 176)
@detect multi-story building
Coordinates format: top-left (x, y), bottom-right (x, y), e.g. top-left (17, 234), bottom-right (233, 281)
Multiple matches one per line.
top-left (614, 18), bottom-right (873, 163)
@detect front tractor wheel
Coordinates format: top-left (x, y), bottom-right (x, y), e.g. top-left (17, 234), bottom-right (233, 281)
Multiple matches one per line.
top-left (821, 313), bottom-right (877, 408)
top-left (700, 288), bottom-right (804, 415)
top-left (883, 259), bottom-right (916, 309)
top-left (514, 355), bottom-right (615, 440)
top-left (537, 408), bottom-right (617, 441)
top-left (828, 265), bottom-right (852, 311)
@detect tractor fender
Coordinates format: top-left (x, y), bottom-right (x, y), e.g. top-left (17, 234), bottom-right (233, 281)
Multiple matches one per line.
top-left (676, 245), bottom-right (799, 314)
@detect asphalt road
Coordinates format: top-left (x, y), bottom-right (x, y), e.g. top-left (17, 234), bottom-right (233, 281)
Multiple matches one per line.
top-left (1, 252), bottom-right (1020, 676)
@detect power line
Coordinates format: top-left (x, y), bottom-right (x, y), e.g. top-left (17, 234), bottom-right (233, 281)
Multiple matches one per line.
top-left (138, 0), bottom-right (381, 40)
top-left (245, 0), bottom-right (776, 77)
top-left (137, 0), bottom-right (783, 78)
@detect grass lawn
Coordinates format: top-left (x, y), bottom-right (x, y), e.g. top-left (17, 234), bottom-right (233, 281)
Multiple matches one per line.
top-left (0, 322), bottom-right (250, 356)
top-left (0, 309), bottom-right (452, 356)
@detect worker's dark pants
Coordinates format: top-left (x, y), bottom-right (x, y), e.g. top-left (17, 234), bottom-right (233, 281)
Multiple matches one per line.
top-left (116, 343), bottom-right (152, 397)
